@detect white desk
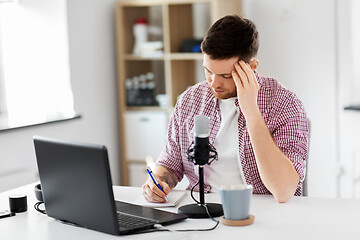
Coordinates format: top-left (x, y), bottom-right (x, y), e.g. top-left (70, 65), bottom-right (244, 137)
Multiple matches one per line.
top-left (0, 183), bottom-right (359, 240)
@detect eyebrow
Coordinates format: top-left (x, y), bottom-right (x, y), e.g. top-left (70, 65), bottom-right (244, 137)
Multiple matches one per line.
top-left (203, 65), bottom-right (232, 76)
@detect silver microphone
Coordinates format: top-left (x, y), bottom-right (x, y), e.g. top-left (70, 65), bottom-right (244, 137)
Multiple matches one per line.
top-left (194, 115), bottom-right (210, 138)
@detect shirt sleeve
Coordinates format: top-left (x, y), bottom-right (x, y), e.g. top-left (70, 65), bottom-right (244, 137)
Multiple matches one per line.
top-left (156, 107), bottom-right (185, 182)
top-left (270, 90), bottom-right (309, 182)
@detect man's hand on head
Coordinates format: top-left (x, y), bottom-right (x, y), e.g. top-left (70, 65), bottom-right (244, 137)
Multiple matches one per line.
top-left (231, 60), bottom-right (260, 120)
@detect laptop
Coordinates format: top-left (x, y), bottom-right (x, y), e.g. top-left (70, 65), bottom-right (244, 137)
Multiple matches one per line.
top-left (33, 136), bottom-right (187, 235)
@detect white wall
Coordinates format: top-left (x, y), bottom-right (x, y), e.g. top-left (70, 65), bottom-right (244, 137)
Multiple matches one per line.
top-left (337, 0), bottom-right (360, 198)
top-left (66, 0), bottom-right (120, 180)
top-left (0, 0), bottom-right (120, 192)
top-left (242, 0), bottom-right (360, 199)
top-left (242, 0), bottom-right (338, 197)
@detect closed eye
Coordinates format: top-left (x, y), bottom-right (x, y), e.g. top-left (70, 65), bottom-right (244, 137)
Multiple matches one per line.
top-left (221, 75), bottom-right (232, 79)
top-left (203, 66), bottom-right (232, 79)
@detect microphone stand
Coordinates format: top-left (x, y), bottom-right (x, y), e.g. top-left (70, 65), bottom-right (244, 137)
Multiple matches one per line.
top-left (178, 144), bottom-right (223, 219)
top-left (178, 164), bottom-right (223, 218)
top-left (199, 165), bottom-right (205, 204)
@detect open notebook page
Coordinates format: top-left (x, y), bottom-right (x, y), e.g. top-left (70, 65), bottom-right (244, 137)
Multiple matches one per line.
top-left (134, 190), bottom-right (187, 208)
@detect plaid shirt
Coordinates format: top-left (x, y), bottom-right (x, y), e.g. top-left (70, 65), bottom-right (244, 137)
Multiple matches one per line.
top-left (157, 72), bottom-right (309, 196)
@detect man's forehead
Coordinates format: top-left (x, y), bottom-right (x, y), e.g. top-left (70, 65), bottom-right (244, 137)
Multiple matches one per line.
top-left (203, 55), bottom-right (238, 74)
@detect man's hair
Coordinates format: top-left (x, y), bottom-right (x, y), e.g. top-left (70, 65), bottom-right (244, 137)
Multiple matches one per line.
top-left (201, 15), bottom-right (259, 62)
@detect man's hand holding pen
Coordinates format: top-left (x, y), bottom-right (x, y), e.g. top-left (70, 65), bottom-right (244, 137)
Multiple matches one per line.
top-left (142, 166), bottom-right (170, 203)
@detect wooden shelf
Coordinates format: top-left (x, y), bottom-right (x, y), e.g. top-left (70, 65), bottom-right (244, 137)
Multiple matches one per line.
top-left (168, 53), bottom-right (203, 60)
top-left (124, 54), bottom-right (165, 61)
top-left (123, 52), bottom-right (203, 61)
top-left (126, 106), bottom-right (167, 111)
top-left (115, 0), bottom-right (242, 185)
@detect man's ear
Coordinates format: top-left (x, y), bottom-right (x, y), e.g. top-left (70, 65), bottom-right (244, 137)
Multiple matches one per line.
top-left (249, 58), bottom-right (259, 71)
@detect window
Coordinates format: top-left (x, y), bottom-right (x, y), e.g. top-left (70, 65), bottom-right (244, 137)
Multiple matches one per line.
top-left (0, 0), bottom-right (76, 130)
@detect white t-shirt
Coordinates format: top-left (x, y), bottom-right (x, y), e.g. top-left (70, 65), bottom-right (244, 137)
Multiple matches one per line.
top-left (206, 97), bottom-right (245, 191)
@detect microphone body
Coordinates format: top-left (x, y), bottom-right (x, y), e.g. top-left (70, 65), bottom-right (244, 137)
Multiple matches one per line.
top-left (187, 115), bottom-right (217, 166)
top-left (194, 136), bottom-right (209, 166)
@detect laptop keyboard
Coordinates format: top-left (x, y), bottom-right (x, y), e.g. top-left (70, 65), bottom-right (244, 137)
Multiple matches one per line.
top-left (117, 212), bottom-right (157, 230)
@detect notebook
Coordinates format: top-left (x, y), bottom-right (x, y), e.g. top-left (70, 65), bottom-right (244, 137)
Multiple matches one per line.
top-left (33, 136), bottom-right (187, 235)
top-left (134, 190), bottom-right (186, 208)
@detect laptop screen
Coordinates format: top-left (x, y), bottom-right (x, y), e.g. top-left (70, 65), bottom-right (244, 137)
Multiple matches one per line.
top-left (34, 136), bottom-right (119, 234)
top-left (33, 136), bottom-right (187, 235)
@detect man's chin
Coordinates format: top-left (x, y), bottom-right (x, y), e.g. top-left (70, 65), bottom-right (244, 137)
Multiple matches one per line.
top-left (211, 91), bottom-right (236, 100)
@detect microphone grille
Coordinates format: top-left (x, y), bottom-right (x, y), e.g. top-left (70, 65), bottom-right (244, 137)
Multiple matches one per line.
top-left (194, 115), bottom-right (209, 137)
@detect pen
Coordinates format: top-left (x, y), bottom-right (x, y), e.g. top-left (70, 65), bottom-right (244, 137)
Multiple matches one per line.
top-left (146, 166), bottom-right (168, 201)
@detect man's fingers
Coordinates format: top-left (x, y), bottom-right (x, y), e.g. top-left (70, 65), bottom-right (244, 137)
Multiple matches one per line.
top-left (163, 184), bottom-right (171, 195)
top-left (142, 181), bottom-right (166, 203)
top-left (147, 190), bottom-right (166, 203)
top-left (235, 61), bottom-right (250, 86)
top-left (149, 183), bottom-right (166, 198)
top-left (232, 69), bottom-right (244, 89)
top-left (239, 61), bottom-right (258, 87)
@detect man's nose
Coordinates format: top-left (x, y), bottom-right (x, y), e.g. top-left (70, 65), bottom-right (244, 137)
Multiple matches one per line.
top-left (210, 74), bottom-right (221, 88)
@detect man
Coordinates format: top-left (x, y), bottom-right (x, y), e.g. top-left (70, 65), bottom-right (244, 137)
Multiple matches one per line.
top-left (142, 15), bottom-right (309, 203)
